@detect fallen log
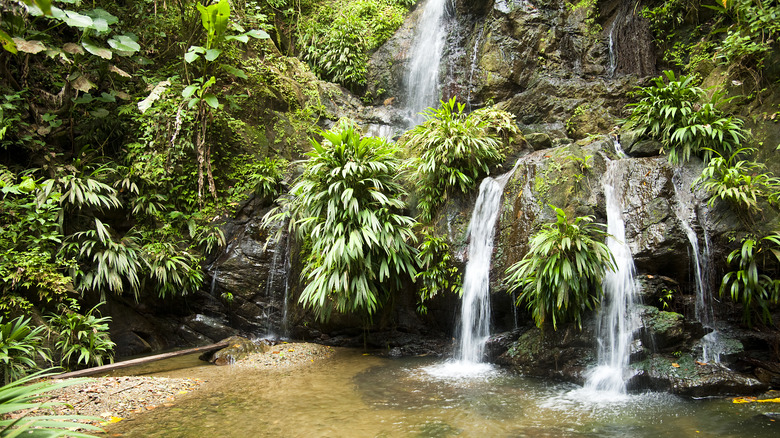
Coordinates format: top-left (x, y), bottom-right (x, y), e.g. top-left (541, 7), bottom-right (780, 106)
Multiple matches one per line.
top-left (53, 341), bottom-right (230, 379)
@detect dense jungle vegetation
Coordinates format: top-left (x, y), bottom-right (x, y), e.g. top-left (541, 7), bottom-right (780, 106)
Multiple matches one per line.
top-left (1, 0), bottom-right (780, 413)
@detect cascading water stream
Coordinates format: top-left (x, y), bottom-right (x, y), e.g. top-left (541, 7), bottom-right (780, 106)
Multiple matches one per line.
top-left (280, 235), bottom-right (292, 338)
top-left (404, 0), bottom-right (448, 124)
top-left (607, 21), bottom-right (618, 77)
top-left (584, 159), bottom-right (638, 394)
top-left (466, 22), bottom-right (486, 110)
top-left (425, 164), bottom-right (519, 378)
top-left (262, 230), bottom-right (291, 339)
top-left (456, 181), bottom-right (504, 362)
top-left (671, 169), bottom-right (721, 363)
top-left (457, 164), bottom-right (520, 361)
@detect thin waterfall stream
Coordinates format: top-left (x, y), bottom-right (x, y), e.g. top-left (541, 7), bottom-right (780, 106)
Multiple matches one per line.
top-left (428, 163), bottom-right (519, 378)
top-left (584, 158), bottom-right (639, 394)
top-left (404, 0), bottom-right (449, 123)
top-left (672, 168), bottom-right (722, 363)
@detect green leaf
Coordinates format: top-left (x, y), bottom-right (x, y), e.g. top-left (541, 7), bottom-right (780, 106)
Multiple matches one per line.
top-left (54, 8), bottom-right (94, 29)
top-left (182, 84), bottom-right (199, 99)
top-left (91, 108), bottom-right (109, 118)
top-left (81, 39), bottom-right (112, 59)
top-left (184, 47), bottom-right (202, 63)
top-left (245, 29), bottom-right (270, 39)
top-left (222, 64), bottom-right (247, 79)
top-left (107, 34), bottom-right (140, 55)
top-left (226, 34), bottom-right (249, 43)
top-left (0, 29), bottom-right (17, 54)
top-left (214, 0), bottom-right (231, 37)
top-left (204, 48), bottom-right (222, 61)
top-left (203, 94), bottom-right (219, 109)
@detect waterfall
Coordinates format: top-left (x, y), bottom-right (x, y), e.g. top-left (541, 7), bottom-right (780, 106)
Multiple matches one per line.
top-left (584, 159), bottom-right (639, 394)
top-left (671, 169), bottom-right (721, 363)
top-left (404, 0), bottom-right (449, 123)
top-left (607, 20), bottom-right (617, 77)
top-left (209, 268), bottom-right (219, 296)
top-left (455, 164), bottom-right (519, 364)
top-left (263, 232), bottom-right (289, 338)
top-left (466, 21), bottom-right (486, 110)
top-left (280, 235), bottom-right (292, 338)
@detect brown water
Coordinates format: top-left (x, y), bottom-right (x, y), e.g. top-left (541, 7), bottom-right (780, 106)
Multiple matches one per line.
top-left (106, 349), bottom-right (779, 438)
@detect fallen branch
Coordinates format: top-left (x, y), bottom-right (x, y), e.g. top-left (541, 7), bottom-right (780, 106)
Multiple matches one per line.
top-left (53, 341), bottom-right (230, 379)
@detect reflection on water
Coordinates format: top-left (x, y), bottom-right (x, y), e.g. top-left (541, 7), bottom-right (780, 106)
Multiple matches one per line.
top-left (107, 350), bottom-right (779, 438)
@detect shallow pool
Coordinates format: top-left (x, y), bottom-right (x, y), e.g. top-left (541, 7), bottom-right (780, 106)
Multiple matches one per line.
top-left (106, 349), bottom-right (779, 437)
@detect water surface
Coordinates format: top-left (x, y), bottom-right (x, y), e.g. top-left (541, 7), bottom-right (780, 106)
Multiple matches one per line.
top-left (107, 350), bottom-right (779, 437)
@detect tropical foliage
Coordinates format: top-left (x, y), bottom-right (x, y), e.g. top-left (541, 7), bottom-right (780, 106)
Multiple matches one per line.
top-left (505, 206), bottom-right (615, 330)
top-left (269, 121), bottom-right (417, 321)
top-left (46, 304), bottom-right (115, 370)
top-left (298, 0), bottom-right (415, 90)
top-left (694, 147), bottom-right (780, 220)
top-left (0, 369), bottom-right (102, 437)
top-left (404, 97), bottom-right (506, 222)
top-left (415, 232), bottom-right (461, 314)
top-left (721, 232), bottom-right (780, 326)
top-left (0, 317), bottom-right (49, 385)
top-left (623, 71), bottom-right (745, 164)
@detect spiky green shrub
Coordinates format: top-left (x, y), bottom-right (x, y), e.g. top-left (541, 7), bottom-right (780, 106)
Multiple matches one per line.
top-left (469, 104), bottom-right (522, 150)
top-left (404, 97), bottom-right (505, 222)
top-left (721, 232), bottom-right (780, 327)
top-left (624, 71), bottom-right (745, 164)
top-left (46, 304), bottom-right (115, 370)
top-left (0, 317), bottom-right (50, 385)
top-left (62, 220), bottom-right (143, 300)
top-left (415, 232), bottom-right (461, 314)
top-left (271, 121), bottom-right (418, 321)
top-left (694, 147), bottom-right (780, 220)
top-left (0, 369), bottom-right (102, 437)
top-left (505, 205), bottom-right (615, 330)
top-left (299, 0), bottom-right (412, 90)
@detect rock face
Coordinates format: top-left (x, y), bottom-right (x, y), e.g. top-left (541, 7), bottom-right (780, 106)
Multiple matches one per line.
top-left (367, 0), bottom-right (652, 129)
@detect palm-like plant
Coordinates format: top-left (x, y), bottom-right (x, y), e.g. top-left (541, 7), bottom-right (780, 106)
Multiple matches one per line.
top-left (624, 71), bottom-right (744, 164)
top-left (694, 147), bottom-right (780, 219)
top-left (404, 97), bottom-right (505, 222)
top-left (142, 241), bottom-right (204, 298)
top-left (0, 369), bottom-right (102, 437)
top-left (415, 232), bottom-right (461, 314)
top-left (46, 304), bottom-right (115, 370)
top-left (62, 219), bottom-right (143, 300)
top-left (721, 232), bottom-right (780, 327)
top-left (0, 317), bottom-right (50, 385)
top-left (505, 205), bottom-right (616, 330)
top-left (272, 121), bottom-right (418, 321)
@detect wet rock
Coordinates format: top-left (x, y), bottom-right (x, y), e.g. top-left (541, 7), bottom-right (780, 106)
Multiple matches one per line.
top-left (367, 330), bottom-right (450, 357)
top-left (627, 139), bottom-right (663, 157)
top-left (525, 132), bottom-right (553, 150)
top-left (629, 354), bottom-right (767, 396)
top-left (496, 322), bottom-right (597, 383)
top-left (634, 274), bottom-right (680, 305)
top-left (636, 305), bottom-right (689, 353)
top-left (486, 328), bottom-right (525, 361)
top-left (204, 336), bottom-right (267, 366)
top-left (185, 314), bottom-right (239, 341)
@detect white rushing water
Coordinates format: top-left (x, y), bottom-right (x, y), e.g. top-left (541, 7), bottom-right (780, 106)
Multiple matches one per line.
top-left (584, 160), bottom-right (638, 395)
top-left (607, 20), bottom-right (618, 77)
top-left (671, 169), bottom-right (721, 363)
top-left (426, 164), bottom-right (519, 379)
top-left (404, 0), bottom-right (448, 123)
